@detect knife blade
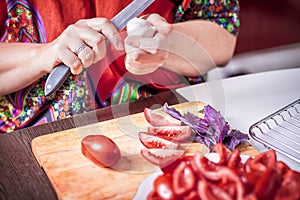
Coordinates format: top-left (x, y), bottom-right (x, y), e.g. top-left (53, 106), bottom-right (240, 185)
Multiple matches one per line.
top-left (44, 0), bottom-right (155, 96)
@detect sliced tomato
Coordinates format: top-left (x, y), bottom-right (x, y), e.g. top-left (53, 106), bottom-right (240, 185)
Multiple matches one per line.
top-left (140, 148), bottom-right (185, 167)
top-left (139, 132), bottom-right (179, 150)
top-left (254, 167), bottom-right (281, 200)
top-left (148, 126), bottom-right (192, 141)
top-left (144, 108), bottom-right (181, 126)
top-left (172, 161), bottom-right (196, 196)
top-left (153, 174), bottom-right (177, 200)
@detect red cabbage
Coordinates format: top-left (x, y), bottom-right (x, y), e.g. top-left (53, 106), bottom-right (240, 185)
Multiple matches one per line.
top-left (163, 103), bottom-right (248, 151)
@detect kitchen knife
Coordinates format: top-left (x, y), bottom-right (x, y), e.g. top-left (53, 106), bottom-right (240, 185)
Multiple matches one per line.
top-left (44, 0), bottom-right (155, 96)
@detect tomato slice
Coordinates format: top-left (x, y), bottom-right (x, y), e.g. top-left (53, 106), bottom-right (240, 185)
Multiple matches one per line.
top-left (144, 108), bottom-right (181, 126)
top-left (161, 155), bottom-right (194, 174)
top-left (139, 132), bottom-right (179, 150)
top-left (148, 126), bottom-right (192, 141)
top-left (140, 148), bottom-right (185, 167)
top-left (254, 167), bottom-right (281, 199)
top-left (153, 174), bottom-right (177, 200)
top-left (172, 161), bottom-right (196, 196)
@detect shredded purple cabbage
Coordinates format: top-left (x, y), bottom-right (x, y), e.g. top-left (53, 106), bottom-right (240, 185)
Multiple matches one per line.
top-left (163, 103), bottom-right (248, 151)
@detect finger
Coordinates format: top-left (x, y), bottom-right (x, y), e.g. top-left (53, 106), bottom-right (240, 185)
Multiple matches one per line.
top-left (83, 18), bottom-right (124, 50)
top-left (83, 34), bottom-right (107, 64)
top-left (125, 58), bottom-right (162, 75)
top-left (129, 48), bottom-right (144, 61)
top-left (125, 50), bottom-right (164, 68)
top-left (59, 49), bottom-right (83, 75)
top-left (127, 17), bottom-right (156, 37)
top-left (125, 33), bottom-right (167, 54)
top-left (77, 45), bottom-right (95, 68)
top-left (92, 40), bottom-right (106, 63)
top-left (125, 39), bottom-right (167, 64)
top-left (131, 50), bottom-right (167, 63)
top-left (66, 23), bottom-right (105, 47)
top-left (145, 14), bottom-right (172, 35)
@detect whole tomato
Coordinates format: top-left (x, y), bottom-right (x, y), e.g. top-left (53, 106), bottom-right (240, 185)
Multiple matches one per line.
top-left (81, 135), bottom-right (121, 167)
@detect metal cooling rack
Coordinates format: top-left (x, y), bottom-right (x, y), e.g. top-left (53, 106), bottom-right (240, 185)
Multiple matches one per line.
top-left (249, 99), bottom-right (300, 164)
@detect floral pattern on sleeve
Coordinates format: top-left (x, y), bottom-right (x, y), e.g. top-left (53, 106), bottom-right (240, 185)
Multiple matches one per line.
top-left (174, 0), bottom-right (240, 35)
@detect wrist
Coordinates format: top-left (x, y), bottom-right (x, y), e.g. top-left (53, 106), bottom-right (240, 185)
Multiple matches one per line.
top-left (36, 43), bottom-right (58, 74)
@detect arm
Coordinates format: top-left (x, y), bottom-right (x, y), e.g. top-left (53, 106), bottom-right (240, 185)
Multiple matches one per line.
top-left (164, 19), bottom-right (237, 76)
top-left (0, 43), bottom-right (48, 95)
top-left (0, 18), bottom-right (123, 96)
top-left (124, 15), bottom-right (236, 76)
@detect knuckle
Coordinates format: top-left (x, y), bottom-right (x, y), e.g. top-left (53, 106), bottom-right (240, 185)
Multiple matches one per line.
top-left (94, 33), bottom-right (104, 44)
top-left (66, 24), bottom-right (76, 32)
top-left (148, 13), bottom-right (160, 21)
top-left (85, 49), bottom-right (94, 58)
top-left (70, 60), bottom-right (81, 70)
top-left (98, 18), bottom-right (109, 26)
top-left (76, 19), bottom-right (85, 25)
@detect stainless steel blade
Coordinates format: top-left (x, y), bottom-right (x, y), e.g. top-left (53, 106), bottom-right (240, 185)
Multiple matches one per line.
top-left (44, 0), bottom-right (155, 96)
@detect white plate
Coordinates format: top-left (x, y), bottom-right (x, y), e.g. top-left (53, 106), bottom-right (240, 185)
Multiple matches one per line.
top-left (133, 153), bottom-right (250, 200)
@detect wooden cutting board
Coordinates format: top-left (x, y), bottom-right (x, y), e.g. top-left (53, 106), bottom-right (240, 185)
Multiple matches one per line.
top-left (32, 101), bottom-right (258, 200)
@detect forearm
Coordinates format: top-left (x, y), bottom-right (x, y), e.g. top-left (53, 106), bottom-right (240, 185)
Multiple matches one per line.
top-left (0, 43), bottom-right (51, 95)
top-left (164, 20), bottom-right (237, 76)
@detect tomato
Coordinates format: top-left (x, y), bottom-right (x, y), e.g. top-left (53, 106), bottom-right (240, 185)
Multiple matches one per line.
top-left (227, 149), bottom-right (242, 169)
top-left (275, 170), bottom-right (300, 200)
top-left (148, 126), bottom-right (192, 141)
top-left (254, 167), bottom-right (281, 200)
top-left (140, 148), bottom-right (184, 167)
top-left (153, 174), bottom-right (177, 200)
top-left (144, 108), bottom-right (181, 126)
top-left (213, 143), bottom-right (228, 165)
top-left (161, 155), bottom-right (194, 174)
top-left (81, 135), bottom-right (121, 167)
top-left (139, 132), bottom-right (179, 150)
top-left (172, 161), bottom-right (196, 196)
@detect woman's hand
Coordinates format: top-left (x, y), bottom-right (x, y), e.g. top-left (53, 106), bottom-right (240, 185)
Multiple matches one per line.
top-left (124, 14), bottom-right (172, 75)
top-left (47, 18), bottom-right (124, 74)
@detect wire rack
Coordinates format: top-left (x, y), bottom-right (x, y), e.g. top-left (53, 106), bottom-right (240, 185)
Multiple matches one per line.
top-left (249, 99), bottom-right (300, 164)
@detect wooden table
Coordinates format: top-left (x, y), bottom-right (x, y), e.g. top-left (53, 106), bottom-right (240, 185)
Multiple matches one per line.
top-left (0, 91), bottom-right (187, 200)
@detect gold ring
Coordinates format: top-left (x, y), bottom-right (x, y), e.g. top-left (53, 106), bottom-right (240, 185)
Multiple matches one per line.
top-left (75, 43), bottom-right (87, 55)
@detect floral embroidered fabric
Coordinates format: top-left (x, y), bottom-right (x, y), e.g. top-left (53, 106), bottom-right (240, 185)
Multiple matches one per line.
top-left (0, 0), bottom-right (239, 133)
top-left (107, 0), bottom-right (240, 106)
top-left (175, 0), bottom-right (240, 35)
top-left (0, 0), bottom-right (95, 133)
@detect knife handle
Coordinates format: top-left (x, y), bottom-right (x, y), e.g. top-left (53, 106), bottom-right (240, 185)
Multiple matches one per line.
top-left (44, 64), bottom-right (70, 96)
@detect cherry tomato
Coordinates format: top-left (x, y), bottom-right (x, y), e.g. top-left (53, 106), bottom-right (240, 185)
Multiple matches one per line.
top-left (148, 126), bottom-right (191, 141)
top-left (153, 174), bottom-right (177, 200)
top-left (139, 132), bottom-right (179, 150)
top-left (144, 108), bottom-right (181, 127)
top-left (81, 135), bottom-right (121, 167)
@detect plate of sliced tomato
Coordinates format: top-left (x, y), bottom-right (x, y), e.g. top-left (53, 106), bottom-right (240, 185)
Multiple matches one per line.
top-left (134, 143), bottom-right (300, 200)
top-left (134, 152), bottom-right (249, 200)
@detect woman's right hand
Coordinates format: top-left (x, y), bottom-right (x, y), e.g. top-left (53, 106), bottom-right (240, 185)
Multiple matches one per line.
top-left (45, 17), bottom-right (124, 74)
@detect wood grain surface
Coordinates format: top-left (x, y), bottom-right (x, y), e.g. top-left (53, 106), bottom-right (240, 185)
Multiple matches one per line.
top-left (0, 90), bottom-right (186, 200)
top-left (32, 101), bottom-right (259, 200)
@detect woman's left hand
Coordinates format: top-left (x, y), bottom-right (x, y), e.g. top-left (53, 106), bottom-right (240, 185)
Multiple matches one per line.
top-left (124, 14), bottom-right (172, 75)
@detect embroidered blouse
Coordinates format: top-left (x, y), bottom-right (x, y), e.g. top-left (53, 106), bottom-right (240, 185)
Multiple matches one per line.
top-left (0, 0), bottom-right (239, 133)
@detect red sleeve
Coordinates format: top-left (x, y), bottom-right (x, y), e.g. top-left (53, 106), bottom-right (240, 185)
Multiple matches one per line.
top-left (31, 0), bottom-right (93, 42)
top-left (0, 2), bottom-right (8, 39)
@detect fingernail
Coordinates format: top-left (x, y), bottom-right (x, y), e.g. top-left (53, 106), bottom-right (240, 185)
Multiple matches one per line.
top-left (125, 37), bottom-right (133, 45)
top-left (116, 40), bottom-right (124, 50)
